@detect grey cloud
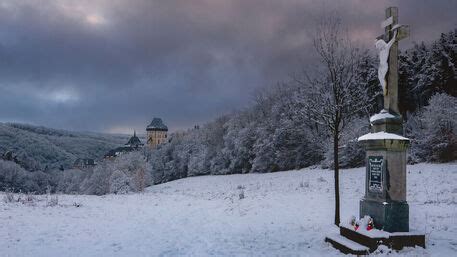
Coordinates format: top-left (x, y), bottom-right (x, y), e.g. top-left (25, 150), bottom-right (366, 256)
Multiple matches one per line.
top-left (0, 0), bottom-right (455, 132)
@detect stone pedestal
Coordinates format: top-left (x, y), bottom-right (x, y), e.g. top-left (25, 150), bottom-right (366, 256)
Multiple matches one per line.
top-left (358, 109), bottom-right (410, 232)
top-left (360, 199), bottom-right (409, 232)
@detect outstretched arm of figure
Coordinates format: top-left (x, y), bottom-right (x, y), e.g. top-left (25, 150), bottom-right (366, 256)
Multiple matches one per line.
top-left (386, 29), bottom-right (398, 49)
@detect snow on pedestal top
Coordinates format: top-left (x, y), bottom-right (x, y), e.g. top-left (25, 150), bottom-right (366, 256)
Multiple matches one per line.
top-left (358, 131), bottom-right (410, 141)
top-left (369, 110), bottom-right (397, 123)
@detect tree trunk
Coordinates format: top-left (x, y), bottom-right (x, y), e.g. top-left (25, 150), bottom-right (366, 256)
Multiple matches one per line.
top-left (333, 131), bottom-right (340, 226)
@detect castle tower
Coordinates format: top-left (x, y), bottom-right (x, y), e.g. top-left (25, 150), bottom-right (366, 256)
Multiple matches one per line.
top-left (146, 118), bottom-right (168, 148)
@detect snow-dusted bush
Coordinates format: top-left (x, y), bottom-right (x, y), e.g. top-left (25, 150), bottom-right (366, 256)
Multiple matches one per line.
top-left (0, 160), bottom-right (28, 191)
top-left (79, 151), bottom-right (151, 195)
top-left (407, 93), bottom-right (457, 162)
top-left (55, 169), bottom-right (87, 194)
top-left (0, 160), bottom-right (51, 193)
top-left (46, 195), bottom-right (59, 207)
top-left (21, 193), bottom-right (37, 205)
top-left (80, 162), bottom-right (112, 195)
top-left (109, 170), bottom-right (131, 194)
top-left (187, 144), bottom-right (208, 176)
top-left (109, 152), bottom-right (151, 193)
top-left (2, 190), bottom-right (15, 203)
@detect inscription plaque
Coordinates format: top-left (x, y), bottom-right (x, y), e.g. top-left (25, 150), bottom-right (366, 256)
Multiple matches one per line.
top-left (368, 156), bottom-right (384, 192)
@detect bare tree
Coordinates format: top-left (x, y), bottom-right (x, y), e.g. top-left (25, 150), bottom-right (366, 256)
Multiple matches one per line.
top-left (295, 16), bottom-right (372, 226)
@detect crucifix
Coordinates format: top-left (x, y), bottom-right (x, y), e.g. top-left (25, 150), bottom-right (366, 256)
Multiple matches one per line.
top-left (357, 6), bottom-right (413, 233)
top-left (326, 8), bottom-right (425, 252)
top-left (376, 7), bottom-right (409, 115)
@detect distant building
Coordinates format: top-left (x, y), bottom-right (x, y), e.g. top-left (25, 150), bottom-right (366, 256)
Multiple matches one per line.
top-left (73, 158), bottom-right (96, 169)
top-left (104, 131), bottom-right (144, 159)
top-left (104, 118), bottom-right (169, 159)
top-left (146, 118), bottom-right (168, 148)
top-left (125, 130), bottom-right (144, 148)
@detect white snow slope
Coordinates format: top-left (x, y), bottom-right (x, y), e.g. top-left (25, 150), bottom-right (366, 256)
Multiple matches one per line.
top-left (1, 163), bottom-right (456, 257)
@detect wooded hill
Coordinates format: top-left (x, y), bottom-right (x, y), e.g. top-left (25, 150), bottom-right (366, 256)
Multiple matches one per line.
top-left (0, 123), bottom-right (129, 171)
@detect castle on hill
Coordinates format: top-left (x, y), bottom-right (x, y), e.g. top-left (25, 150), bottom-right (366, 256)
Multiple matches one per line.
top-left (104, 118), bottom-right (168, 159)
top-left (146, 118), bottom-right (168, 147)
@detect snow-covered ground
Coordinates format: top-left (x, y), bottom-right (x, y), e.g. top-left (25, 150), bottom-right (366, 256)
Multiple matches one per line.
top-left (1, 163), bottom-right (456, 257)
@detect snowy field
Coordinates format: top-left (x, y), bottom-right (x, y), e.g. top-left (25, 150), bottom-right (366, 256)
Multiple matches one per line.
top-left (1, 163), bottom-right (456, 257)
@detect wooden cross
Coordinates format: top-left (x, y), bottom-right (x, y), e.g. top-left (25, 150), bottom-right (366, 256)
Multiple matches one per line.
top-left (378, 7), bottom-right (409, 115)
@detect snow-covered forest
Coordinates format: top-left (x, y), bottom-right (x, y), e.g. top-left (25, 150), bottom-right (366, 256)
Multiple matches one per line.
top-left (0, 122), bottom-right (129, 170)
top-left (0, 29), bottom-right (456, 195)
top-left (147, 29), bottom-right (456, 184)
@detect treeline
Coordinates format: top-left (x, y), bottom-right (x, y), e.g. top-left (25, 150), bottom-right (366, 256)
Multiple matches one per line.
top-left (148, 29), bottom-right (457, 184)
top-left (399, 29), bottom-right (456, 115)
top-left (148, 82), bottom-right (369, 184)
top-left (0, 152), bottom-right (151, 194)
top-left (0, 29), bottom-right (455, 195)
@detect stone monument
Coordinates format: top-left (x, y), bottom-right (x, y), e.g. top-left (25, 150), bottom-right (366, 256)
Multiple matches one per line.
top-left (358, 6), bottom-right (410, 232)
top-left (325, 8), bottom-right (425, 254)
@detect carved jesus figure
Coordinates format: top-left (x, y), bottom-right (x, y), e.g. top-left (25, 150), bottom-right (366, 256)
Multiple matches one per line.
top-left (375, 30), bottom-right (397, 95)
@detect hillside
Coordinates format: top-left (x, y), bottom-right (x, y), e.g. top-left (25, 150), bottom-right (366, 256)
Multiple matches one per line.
top-left (0, 123), bottom-right (136, 170)
top-left (1, 163), bottom-right (455, 256)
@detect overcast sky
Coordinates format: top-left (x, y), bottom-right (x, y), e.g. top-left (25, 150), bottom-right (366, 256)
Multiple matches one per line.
top-left (0, 0), bottom-right (456, 133)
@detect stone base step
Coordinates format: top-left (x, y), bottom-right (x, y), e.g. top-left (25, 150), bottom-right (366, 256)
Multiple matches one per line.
top-left (340, 225), bottom-right (425, 251)
top-left (340, 225), bottom-right (388, 252)
top-left (325, 234), bottom-right (370, 255)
